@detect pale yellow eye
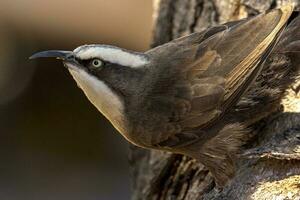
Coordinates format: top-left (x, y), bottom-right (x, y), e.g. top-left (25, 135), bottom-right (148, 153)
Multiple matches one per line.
top-left (92, 59), bottom-right (103, 68)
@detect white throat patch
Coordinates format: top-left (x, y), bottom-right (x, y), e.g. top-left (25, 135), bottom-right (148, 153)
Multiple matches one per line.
top-left (67, 65), bottom-right (126, 135)
top-left (74, 45), bottom-right (149, 68)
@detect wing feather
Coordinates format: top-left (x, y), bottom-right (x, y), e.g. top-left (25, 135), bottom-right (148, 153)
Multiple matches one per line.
top-left (136, 5), bottom-right (293, 148)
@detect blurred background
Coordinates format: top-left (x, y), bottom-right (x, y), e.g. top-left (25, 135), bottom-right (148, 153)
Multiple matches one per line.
top-left (0, 1), bottom-right (153, 199)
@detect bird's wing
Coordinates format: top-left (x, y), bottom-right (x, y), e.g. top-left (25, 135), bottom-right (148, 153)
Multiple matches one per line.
top-left (232, 11), bottom-right (300, 120)
top-left (137, 5), bottom-right (293, 148)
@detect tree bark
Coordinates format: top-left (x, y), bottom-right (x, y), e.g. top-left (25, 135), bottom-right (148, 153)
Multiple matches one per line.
top-left (130, 0), bottom-right (300, 199)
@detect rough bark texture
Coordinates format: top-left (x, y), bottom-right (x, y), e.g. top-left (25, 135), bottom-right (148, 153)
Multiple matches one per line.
top-left (130, 0), bottom-right (300, 199)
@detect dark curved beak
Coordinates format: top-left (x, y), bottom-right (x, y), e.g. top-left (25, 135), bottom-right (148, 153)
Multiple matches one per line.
top-left (29, 50), bottom-right (74, 60)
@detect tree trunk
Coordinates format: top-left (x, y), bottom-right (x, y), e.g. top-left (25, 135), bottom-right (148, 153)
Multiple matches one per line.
top-left (130, 0), bottom-right (300, 199)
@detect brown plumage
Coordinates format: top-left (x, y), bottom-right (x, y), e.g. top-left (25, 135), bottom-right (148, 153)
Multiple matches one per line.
top-left (30, 4), bottom-right (300, 188)
top-left (125, 4), bottom-right (296, 187)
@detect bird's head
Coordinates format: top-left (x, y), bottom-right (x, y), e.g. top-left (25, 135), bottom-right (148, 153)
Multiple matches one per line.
top-left (30, 45), bottom-right (150, 137)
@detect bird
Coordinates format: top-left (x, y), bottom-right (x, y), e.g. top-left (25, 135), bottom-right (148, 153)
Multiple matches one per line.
top-left (30, 4), bottom-right (300, 187)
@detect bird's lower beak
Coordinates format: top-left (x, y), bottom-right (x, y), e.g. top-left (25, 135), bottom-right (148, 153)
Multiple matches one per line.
top-left (30, 50), bottom-right (74, 60)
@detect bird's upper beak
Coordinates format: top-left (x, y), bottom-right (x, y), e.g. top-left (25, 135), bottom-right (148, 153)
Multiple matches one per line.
top-left (30, 50), bottom-right (74, 60)
top-left (29, 50), bottom-right (80, 70)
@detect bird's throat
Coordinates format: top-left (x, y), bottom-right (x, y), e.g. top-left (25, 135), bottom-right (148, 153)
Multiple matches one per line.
top-left (67, 66), bottom-right (127, 135)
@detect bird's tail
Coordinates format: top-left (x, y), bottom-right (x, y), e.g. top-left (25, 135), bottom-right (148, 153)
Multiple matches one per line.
top-left (196, 123), bottom-right (248, 187)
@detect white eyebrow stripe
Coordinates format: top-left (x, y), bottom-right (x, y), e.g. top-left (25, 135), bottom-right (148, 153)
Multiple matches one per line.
top-left (74, 45), bottom-right (149, 68)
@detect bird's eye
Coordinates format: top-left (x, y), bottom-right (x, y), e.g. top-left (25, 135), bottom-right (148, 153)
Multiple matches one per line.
top-left (91, 59), bottom-right (103, 68)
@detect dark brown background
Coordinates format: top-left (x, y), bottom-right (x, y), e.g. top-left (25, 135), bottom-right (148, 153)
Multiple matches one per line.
top-left (0, 1), bottom-right (153, 199)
